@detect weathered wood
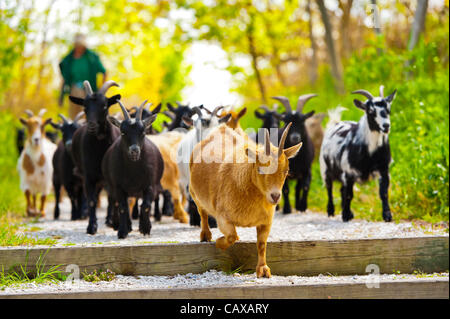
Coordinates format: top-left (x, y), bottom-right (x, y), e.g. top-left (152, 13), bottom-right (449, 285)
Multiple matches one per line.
top-left (1, 279), bottom-right (448, 299)
top-left (0, 237), bottom-right (447, 277)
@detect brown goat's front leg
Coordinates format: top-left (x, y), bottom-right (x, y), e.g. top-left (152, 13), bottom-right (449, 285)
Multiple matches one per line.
top-left (256, 224), bottom-right (272, 278)
top-left (215, 218), bottom-right (238, 250)
top-left (25, 190), bottom-right (32, 216)
top-left (39, 195), bottom-right (47, 217)
top-left (197, 204), bottom-right (212, 242)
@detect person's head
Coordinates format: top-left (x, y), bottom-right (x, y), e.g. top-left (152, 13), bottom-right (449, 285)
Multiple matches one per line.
top-left (73, 33), bottom-right (87, 52)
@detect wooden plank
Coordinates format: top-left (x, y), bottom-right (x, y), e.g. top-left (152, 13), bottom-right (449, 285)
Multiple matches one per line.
top-left (0, 237), bottom-right (447, 277)
top-left (1, 279), bottom-right (448, 299)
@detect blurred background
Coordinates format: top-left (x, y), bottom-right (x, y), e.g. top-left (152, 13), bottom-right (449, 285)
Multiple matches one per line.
top-left (0, 0), bottom-right (448, 226)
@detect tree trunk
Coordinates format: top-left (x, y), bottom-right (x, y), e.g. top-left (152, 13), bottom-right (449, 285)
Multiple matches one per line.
top-left (247, 17), bottom-right (267, 103)
top-left (307, 0), bottom-right (319, 84)
top-left (316, 0), bottom-right (344, 93)
top-left (339, 0), bottom-right (353, 59)
top-left (408, 0), bottom-right (429, 50)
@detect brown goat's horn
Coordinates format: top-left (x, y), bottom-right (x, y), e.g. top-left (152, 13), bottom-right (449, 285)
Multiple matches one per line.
top-left (58, 113), bottom-right (69, 124)
top-left (73, 111), bottom-right (85, 123)
top-left (264, 129), bottom-right (271, 156)
top-left (352, 89), bottom-right (374, 100)
top-left (278, 122), bottom-right (292, 156)
top-left (83, 80), bottom-right (93, 95)
top-left (212, 106), bottom-right (224, 118)
top-left (117, 100), bottom-right (131, 122)
top-left (272, 96), bottom-right (292, 113)
top-left (296, 94), bottom-right (318, 113)
top-left (24, 109), bottom-right (34, 118)
top-left (379, 85), bottom-right (385, 97)
top-left (137, 100), bottom-right (148, 122)
top-left (98, 80), bottom-right (119, 95)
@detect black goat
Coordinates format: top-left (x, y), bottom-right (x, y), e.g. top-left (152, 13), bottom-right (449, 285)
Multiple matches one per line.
top-left (102, 100), bottom-right (164, 239)
top-left (70, 80), bottom-right (121, 234)
top-left (51, 112), bottom-right (86, 220)
top-left (272, 94), bottom-right (317, 214)
top-left (255, 104), bottom-right (282, 129)
top-left (320, 86), bottom-right (396, 222)
top-left (162, 102), bottom-right (194, 131)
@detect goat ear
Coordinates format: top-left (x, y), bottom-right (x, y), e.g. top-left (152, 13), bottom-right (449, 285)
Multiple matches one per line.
top-left (245, 147), bottom-right (257, 162)
top-left (42, 118), bottom-right (52, 128)
top-left (50, 121), bottom-right (62, 130)
top-left (219, 113), bottom-right (232, 124)
top-left (107, 115), bottom-right (121, 128)
top-left (237, 107), bottom-right (247, 119)
top-left (69, 96), bottom-right (85, 106)
top-left (284, 142), bottom-right (302, 159)
top-left (107, 94), bottom-right (121, 107)
top-left (182, 116), bottom-right (193, 127)
top-left (167, 103), bottom-right (176, 113)
top-left (254, 110), bottom-right (264, 119)
top-left (19, 118), bottom-right (28, 126)
top-left (143, 114), bottom-right (158, 128)
top-left (386, 89), bottom-right (397, 103)
top-left (304, 110), bottom-right (315, 119)
top-left (152, 103), bottom-right (162, 114)
top-left (353, 99), bottom-right (366, 111)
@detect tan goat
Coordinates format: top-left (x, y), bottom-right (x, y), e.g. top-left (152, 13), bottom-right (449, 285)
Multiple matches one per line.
top-left (189, 123), bottom-right (302, 278)
top-left (147, 131), bottom-right (189, 223)
top-left (218, 107), bottom-right (247, 134)
top-left (305, 112), bottom-right (326, 159)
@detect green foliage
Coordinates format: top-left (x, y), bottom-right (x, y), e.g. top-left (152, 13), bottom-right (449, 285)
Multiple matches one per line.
top-left (83, 269), bottom-right (116, 282)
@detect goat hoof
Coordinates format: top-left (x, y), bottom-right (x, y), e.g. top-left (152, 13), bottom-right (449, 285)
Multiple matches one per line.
top-left (296, 203), bottom-right (307, 212)
top-left (178, 214), bottom-right (189, 224)
top-left (118, 230), bottom-right (128, 239)
top-left (383, 211), bottom-right (392, 222)
top-left (342, 211), bottom-right (354, 222)
top-left (138, 224), bottom-right (151, 236)
top-left (215, 236), bottom-right (230, 250)
top-left (256, 265), bottom-right (271, 278)
top-left (86, 223), bottom-right (98, 235)
top-left (282, 207), bottom-right (291, 215)
top-left (200, 229), bottom-right (212, 242)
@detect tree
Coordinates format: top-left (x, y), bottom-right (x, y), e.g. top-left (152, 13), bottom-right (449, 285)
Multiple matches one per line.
top-left (408, 0), bottom-right (429, 50)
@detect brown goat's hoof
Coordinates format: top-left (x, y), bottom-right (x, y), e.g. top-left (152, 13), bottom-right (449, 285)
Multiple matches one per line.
top-left (256, 265), bottom-right (271, 278)
top-left (178, 214), bottom-right (189, 224)
top-left (215, 236), bottom-right (231, 250)
top-left (200, 229), bottom-right (212, 242)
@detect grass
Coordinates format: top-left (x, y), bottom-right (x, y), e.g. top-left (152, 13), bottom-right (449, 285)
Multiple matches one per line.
top-left (82, 269), bottom-right (116, 283)
top-left (0, 250), bottom-right (66, 288)
top-left (0, 216), bottom-right (56, 246)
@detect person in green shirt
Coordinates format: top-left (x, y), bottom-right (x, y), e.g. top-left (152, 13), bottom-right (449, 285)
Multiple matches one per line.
top-left (59, 33), bottom-right (107, 118)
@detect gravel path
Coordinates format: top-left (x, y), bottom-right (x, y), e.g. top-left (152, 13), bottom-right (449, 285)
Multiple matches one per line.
top-left (16, 197), bottom-right (447, 247)
top-left (1, 270), bottom-right (448, 295)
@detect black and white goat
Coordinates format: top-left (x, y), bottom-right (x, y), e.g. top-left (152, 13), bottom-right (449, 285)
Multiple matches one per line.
top-left (319, 86), bottom-right (397, 222)
top-left (272, 94), bottom-right (317, 214)
top-left (162, 102), bottom-right (194, 131)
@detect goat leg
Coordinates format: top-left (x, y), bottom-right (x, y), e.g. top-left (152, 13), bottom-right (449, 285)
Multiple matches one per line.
top-left (117, 195), bottom-right (130, 239)
top-left (53, 184), bottom-right (61, 220)
top-left (256, 224), bottom-right (272, 278)
top-left (296, 172), bottom-right (311, 213)
top-left (85, 182), bottom-right (99, 235)
top-left (340, 177), bottom-right (354, 222)
top-left (154, 195), bottom-right (162, 222)
top-left (139, 188), bottom-right (153, 236)
top-left (282, 180), bottom-right (292, 214)
top-left (325, 175), bottom-right (335, 217)
top-left (162, 190), bottom-right (174, 216)
top-left (379, 170), bottom-right (392, 222)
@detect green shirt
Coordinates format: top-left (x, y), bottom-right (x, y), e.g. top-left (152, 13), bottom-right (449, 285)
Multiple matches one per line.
top-left (59, 49), bottom-right (106, 92)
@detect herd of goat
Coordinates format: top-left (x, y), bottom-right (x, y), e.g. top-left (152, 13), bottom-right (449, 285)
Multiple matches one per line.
top-left (16, 80), bottom-right (396, 277)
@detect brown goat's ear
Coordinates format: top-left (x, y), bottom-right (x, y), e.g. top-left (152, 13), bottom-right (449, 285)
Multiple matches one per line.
top-left (353, 99), bottom-right (366, 111)
top-left (19, 118), bottom-right (28, 126)
top-left (284, 142), bottom-right (302, 159)
top-left (69, 96), bottom-right (85, 106)
top-left (107, 115), bottom-right (121, 128)
top-left (143, 114), bottom-right (157, 128)
top-left (107, 94), bottom-right (121, 107)
top-left (237, 107), bottom-right (247, 119)
top-left (182, 116), bottom-right (193, 127)
top-left (218, 113), bottom-right (232, 124)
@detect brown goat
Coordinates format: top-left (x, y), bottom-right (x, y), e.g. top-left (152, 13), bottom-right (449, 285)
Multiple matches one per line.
top-left (147, 131), bottom-right (189, 223)
top-left (218, 107), bottom-right (247, 133)
top-left (305, 112), bottom-right (326, 159)
top-left (189, 123), bottom-right (302, 278)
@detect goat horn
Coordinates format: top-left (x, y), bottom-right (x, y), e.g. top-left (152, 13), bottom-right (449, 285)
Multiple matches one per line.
top-left (352, 89), bottom-right (374, 100)
top-left (98, 80), bottom-right (119, 95)
top-left (24, 109), bottom-right (34, 118)
top-left (379, 85), bottom-right (385, 97)
top-left (137, 100), bottom-right (148, 122)
top-left (83, 80), bottom-right (93, 95)
top-left (73, 111), bottom-right (85, 123)
top-left (191, 106), bottom-right (203, 118)
top-left (162, 111), bottom-right (175, 120)
top-left (212, 106), bottom-right (224, 118)
top-left (296, 94), bottom-right (318, 113)
top-left (200, 105), bottom-right (212, 115)
top-left (278, 122), bottom-right (292, 156)
top-left (117, 100), bottom-right (130, 122)
top-left (272, 96), bottom-right (292, 113)
top-left (38, 109), bottom-right (47, 117)
top-left (58, 113), bottom-right (69, 124)
top-left (264, 128), bottom-right (271, 156)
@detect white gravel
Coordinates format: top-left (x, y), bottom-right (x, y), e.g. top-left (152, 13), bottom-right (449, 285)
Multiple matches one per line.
top-left (1, 270), bottom-right (448, 295)
top-left (18, 197), bottom-right (448, 247)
